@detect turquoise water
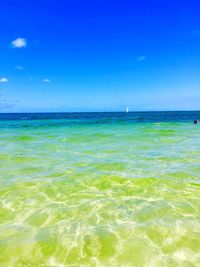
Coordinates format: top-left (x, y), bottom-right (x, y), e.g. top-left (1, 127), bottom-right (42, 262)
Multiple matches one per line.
top-left (0, 113), bottom-right (200, 266)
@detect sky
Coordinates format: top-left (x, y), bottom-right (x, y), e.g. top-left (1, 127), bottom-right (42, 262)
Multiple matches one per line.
top-left (0, 0), bottom-right (200, 112)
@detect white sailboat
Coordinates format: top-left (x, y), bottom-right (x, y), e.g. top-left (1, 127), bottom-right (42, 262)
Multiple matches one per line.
top-left (126, 106), bottom-right (129, 113)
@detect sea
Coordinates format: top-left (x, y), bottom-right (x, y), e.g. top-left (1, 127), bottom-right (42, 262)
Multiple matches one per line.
top-left (0, 111), bottom-right (200, 266)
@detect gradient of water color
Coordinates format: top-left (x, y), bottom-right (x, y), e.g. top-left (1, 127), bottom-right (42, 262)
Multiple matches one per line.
top-left (0, 112), bottom-right (200, 267)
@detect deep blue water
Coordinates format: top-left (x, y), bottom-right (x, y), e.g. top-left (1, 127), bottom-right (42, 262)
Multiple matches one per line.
top-left (0, 111), bottom-right (199, 123)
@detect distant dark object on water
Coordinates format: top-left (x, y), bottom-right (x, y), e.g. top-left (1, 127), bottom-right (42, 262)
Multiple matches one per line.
top-left (193, 119), bottom-right (198, 124)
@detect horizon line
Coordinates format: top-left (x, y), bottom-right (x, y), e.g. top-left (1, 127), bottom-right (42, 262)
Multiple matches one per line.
top-left (0, 110), bottom-right (200, 114)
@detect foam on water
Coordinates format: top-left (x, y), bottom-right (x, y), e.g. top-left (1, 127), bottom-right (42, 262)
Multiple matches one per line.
top-left (0, 113), bottom-right (200, 266)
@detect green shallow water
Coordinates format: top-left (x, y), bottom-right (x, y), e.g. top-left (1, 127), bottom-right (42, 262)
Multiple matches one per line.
top-left (0, 119), bottom-right (200, 266)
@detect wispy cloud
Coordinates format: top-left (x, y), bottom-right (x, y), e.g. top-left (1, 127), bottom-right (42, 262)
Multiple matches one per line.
top-left (0, 102), bottom-right (16, 109)
top-left (137, 55), bottom-right (146, 62)
top-left (11, 38), bottom-right (27, 48)
top-left (0, 96), bottom-right (18, 109)
top-left (43, 78), bottom-right (51, 83)
top-left (16, 65), bottom-right (23, 70)
top-left (0, 77), bottom-right (8, 83)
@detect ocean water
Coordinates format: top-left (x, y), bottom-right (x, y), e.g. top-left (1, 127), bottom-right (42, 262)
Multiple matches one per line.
top-left (0, 112), bottom-right (200, 267)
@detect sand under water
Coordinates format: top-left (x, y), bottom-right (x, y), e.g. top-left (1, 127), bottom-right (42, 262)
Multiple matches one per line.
top-left (0, 112), bottom-right (200, 266)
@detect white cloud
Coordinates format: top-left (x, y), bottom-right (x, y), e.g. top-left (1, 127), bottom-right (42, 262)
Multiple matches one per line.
top-left (0, 77), bottom-right (8, 83)
top-left (137, 55), bottom-right (146, 62)
top-left (43, 78), bottom-right (51, 83)
top-left (16, 65), bottom-right (23, 70)
top-left (11, 38), bottom-right (27, 48)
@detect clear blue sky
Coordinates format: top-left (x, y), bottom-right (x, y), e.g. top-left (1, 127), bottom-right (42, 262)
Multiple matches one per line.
top-left (0, 0), bottom-right (200, 112)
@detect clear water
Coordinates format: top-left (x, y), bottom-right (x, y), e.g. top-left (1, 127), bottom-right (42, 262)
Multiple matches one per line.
top-left (0, 112), bottom-right (200, 266)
